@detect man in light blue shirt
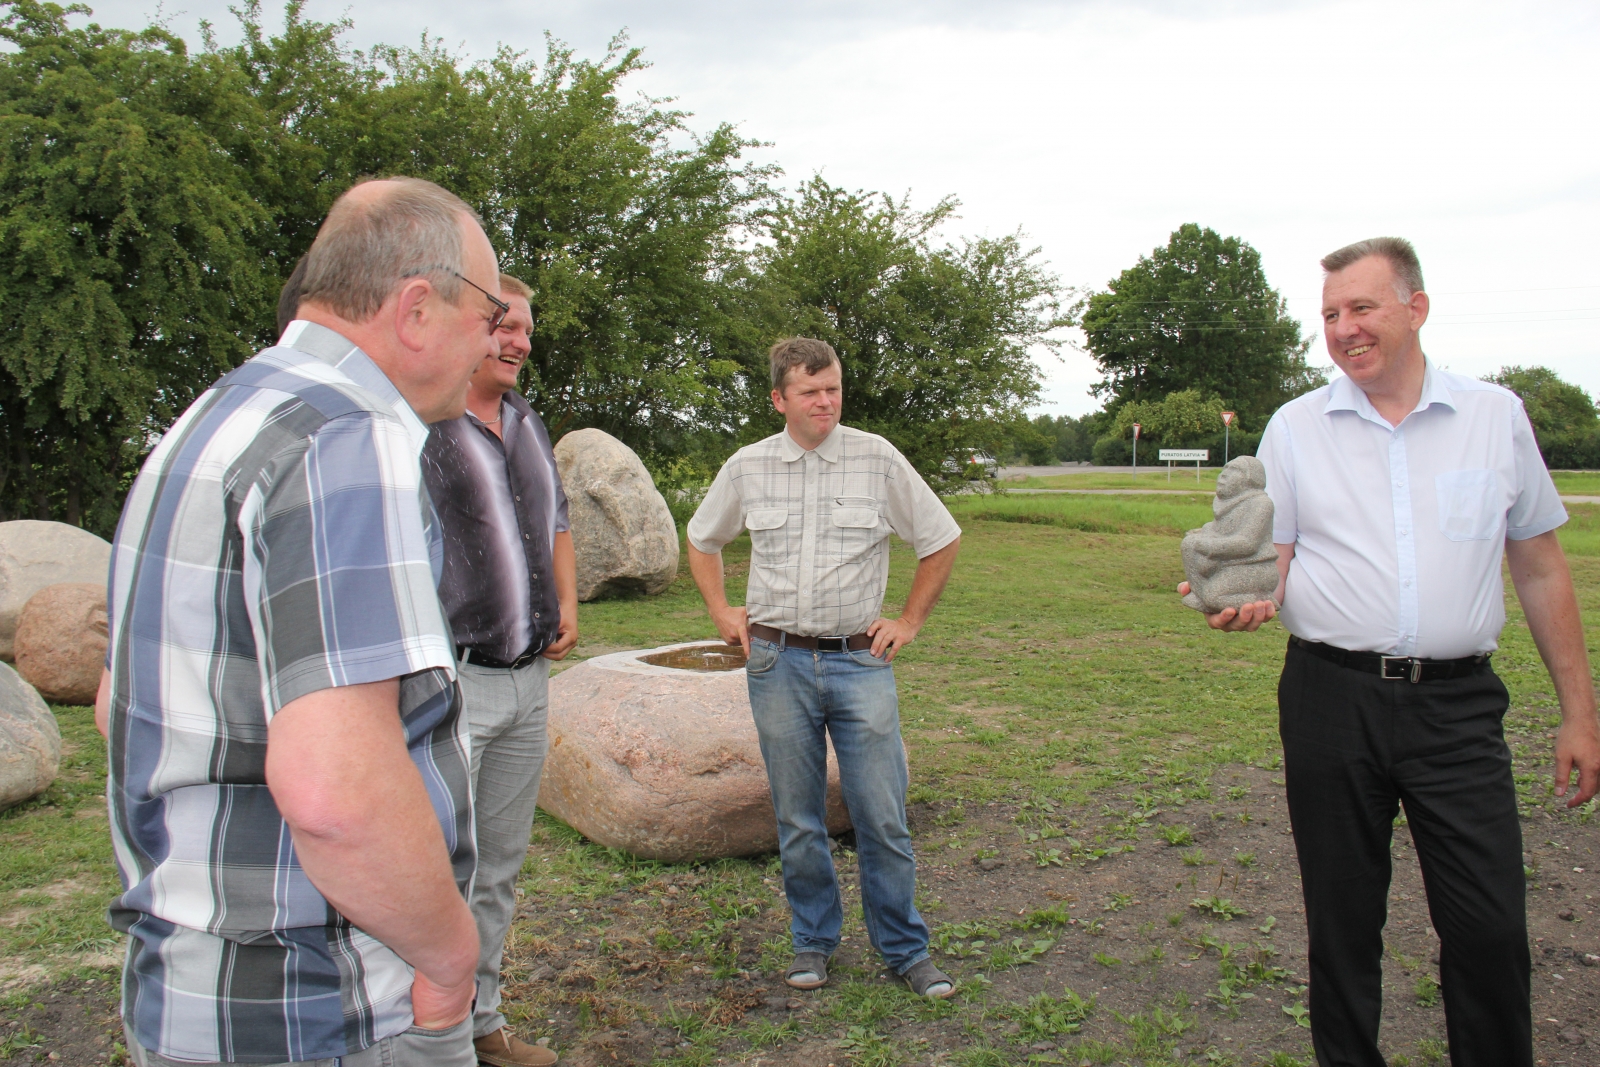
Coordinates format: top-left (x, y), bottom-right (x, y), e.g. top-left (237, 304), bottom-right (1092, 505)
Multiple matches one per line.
top-left (1183, 238), bottom-right (1598, 1067)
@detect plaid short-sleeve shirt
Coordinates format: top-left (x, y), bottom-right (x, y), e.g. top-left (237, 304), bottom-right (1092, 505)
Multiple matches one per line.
top-left (105, 322), bottom-right (470, 1064)
top-left (686, 425), bottom-right (961, 636)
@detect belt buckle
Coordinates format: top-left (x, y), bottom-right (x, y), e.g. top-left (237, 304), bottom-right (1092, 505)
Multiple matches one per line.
top-left (817, 636), bottom-right (844, 652)
top-left (1381, 655), bottom-right (1421, 683)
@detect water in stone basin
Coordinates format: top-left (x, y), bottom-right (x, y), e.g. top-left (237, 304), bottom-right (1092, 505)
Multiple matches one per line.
top-left (639, 643), bottom-right (748, 671)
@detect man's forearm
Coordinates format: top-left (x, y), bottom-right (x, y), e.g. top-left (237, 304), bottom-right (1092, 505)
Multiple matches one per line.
top-left (266, 680), bottom-right (477, 987)
top-left (901, 537), bottom-right (960, 628)
top-left (688, 543), bottom-right (730, 611)
top-left (1507, 532), bottom-right (1597, 719)
top-left (553, 530), bottom-right (578, 620)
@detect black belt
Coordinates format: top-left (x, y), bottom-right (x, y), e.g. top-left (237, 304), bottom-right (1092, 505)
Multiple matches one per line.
top-left (458, 643), bottom-right (543, 670)
top-left (749, 623), bottom-right (873, 653)
top-left (1289, 635), bottom-right (1490, 683)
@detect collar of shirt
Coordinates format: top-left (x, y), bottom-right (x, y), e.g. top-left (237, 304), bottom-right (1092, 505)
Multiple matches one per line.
top-left (776, 424), bottom-right (843, 463)
top-left (281, 319), bottom-right (431, 459)
top-left (1322, 360), bottom-right (1458, 428)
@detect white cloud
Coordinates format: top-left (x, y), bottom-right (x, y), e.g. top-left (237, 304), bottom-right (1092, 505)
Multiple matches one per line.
top-left (81, 0), bottom-right (1600, 413)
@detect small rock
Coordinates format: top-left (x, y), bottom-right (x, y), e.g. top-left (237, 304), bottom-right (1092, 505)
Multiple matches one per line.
top-left (763, 996), bottom-right (789, 1010)
top-left (978, 858), bottom-right (1004, 872)
top-left (1558, 1029), bottom-right (1585, 1046)
top-left (785, 998), bottom-right (803, 1011)
top-left (1032, 1043), bottom-right (1055, 1052)
top-left (1559, 909), bottom-right (1576, 921)
top-left (1582, 953), bottom-right (1599, 967)
top-left (528, 964), bottom-right (556, 982)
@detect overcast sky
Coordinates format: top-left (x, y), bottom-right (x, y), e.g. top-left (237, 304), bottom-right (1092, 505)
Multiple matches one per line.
top-left (84, 0), bottom-right (1600, 415)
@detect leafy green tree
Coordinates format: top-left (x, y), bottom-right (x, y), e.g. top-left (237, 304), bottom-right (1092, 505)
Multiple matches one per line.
top-left (743, 178), bottom-right (1069, 488)
top-left (472, 39), bottom-right (774, 455)
top-left (1110, 389), bottom-right (1233, 445)
top-left (0, 0), bottom-right (273, 532)
top-left (1485, 365), bottom-right (1600, 469)
top-left (1077, 223), bottom-right (1324, 427)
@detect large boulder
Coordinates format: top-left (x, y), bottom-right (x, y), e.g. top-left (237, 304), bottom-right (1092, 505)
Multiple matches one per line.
top-left (0, 660), bottom-right (61, 810)
top-left (540, 642), bottom-right (851, 861)
top-left (0, 521), bottom-right (112, 661)
top-left (15, 583), bottom-right (108, 706)
top-left (553, 429), bottom-right (678, 601)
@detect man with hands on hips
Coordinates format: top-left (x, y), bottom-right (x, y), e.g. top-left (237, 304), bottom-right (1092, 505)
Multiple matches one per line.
top-left (1181, 237), bottom-right (1600, 1067)
top-left (685, 337), bottom-right (962, 998)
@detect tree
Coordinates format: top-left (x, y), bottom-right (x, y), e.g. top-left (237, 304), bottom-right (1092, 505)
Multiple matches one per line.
top-left (1485, 365), bottom-right (1600, 469)
top-left (1077, 223), bottom-right (1324, 427)
top-left (743, 178), bottom-right (1070, 489)
top-left (0, 0), bottom-right (274, 533)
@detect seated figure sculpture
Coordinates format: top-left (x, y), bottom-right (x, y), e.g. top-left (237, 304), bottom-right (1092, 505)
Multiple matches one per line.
top-left (1180, 456), bottom-right (1279, 613)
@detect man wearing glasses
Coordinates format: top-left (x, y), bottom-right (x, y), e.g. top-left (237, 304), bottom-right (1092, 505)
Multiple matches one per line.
top-left (100, 177), bottom-right (506, 1066)
top-left (421, 273), bottom-right (578, 1067)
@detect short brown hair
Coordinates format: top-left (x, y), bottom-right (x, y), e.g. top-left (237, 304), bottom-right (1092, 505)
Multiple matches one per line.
top-left (769, 337), bottom-right (840, 390)
top-left (1320, 237), bottom-right (1425, 297)
top-left (498, 273), bottom-right (533, 301)
top-left (300, 177), bottom-right (482, 323)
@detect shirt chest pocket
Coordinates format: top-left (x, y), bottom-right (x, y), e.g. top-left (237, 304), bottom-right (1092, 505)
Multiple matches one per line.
top-left (1434, 469), bottom-right (1503, 542)
top-left (830, 497), bottom-right (882, 560)
top-left (745, 508), bottom-right (792, 560)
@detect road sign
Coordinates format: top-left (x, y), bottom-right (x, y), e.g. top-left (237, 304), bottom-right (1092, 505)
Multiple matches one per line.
top-left (1160, 448), bottom-right (1208, 484)
top-left (1221, 411), bottom-right (1235, 426)
top-left (1131, 424), bottom-right (1141, 439)
top-left (1221, 411), bottom-right (1235, 463)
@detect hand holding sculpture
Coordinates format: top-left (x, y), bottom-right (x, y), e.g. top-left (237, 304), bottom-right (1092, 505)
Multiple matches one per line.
top-left (1180, 456), bottom-right (1279, 614)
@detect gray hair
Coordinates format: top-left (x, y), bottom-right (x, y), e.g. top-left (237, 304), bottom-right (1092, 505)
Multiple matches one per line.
top-left (769, 336), bottom-right (841, 389)
top-left (1320, 236), bottom-right (1425, 298)
top-left (300, 177), bottom-right (482, 323)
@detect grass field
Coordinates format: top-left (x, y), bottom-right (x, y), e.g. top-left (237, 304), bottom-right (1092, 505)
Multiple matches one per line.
top-left (4, 495), bottom-right (1598, 1064)
top-left (1005, 468), bottom-right (1600, 497)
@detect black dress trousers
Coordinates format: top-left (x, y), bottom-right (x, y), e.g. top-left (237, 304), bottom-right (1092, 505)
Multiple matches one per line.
top-left (1277, 642), bottom-right (1531, 1067)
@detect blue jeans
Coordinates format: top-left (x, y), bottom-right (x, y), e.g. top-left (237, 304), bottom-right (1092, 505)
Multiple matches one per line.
top-left (745, 636), bottom-right (930, 974)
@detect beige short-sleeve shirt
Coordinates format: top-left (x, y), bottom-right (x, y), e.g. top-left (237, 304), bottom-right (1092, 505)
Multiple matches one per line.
top-left (687, 425), bottom-right (961, 636)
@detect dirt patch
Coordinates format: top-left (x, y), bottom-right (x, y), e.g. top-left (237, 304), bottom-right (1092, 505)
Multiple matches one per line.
top-left (0, 974), bottom-right (122, 1064)
top-left (11, 767), bottom-right (1598, 1066)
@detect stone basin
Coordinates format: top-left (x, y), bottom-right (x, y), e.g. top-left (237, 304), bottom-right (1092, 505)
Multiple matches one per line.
top-left (539, 641), bottom-right (851, 861)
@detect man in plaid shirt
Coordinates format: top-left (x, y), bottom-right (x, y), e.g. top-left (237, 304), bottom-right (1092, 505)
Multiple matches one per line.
top-left (96, 178), bottom-right (502, 1066)
top-left (686, 337), bottom-right (963, 999)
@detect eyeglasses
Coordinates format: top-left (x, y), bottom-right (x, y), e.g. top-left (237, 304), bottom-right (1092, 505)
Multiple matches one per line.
top-left (450, 270), bottom-right (511, 333)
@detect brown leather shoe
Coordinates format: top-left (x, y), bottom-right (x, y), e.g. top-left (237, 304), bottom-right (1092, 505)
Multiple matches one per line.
top-left (475, 1027), bottom-right (558, 1067)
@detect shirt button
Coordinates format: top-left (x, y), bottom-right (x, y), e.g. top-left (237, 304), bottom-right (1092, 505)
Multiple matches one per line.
top-left (523, 533), bottom-right (530, 540)
top-left (1403, 579), bottom-right (1412, 587)
top-left (534, 613), bottom-right (541, 619)
top-left (515, 495), bottom-right (521, 502)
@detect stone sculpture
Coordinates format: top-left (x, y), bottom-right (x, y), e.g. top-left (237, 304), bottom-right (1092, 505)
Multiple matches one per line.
top-left (553, 428), bottom-right (679, 601)
top-left (540, 642), bottom-right (851, 861)
top-left (0, 520), bottom-right (112, 660)
top-left (0, 660), bottom-right (61, 810)
top-left (1180, 456), bottom-right (1280, 614)
top-left (15, 583), bottom-right (109, 706)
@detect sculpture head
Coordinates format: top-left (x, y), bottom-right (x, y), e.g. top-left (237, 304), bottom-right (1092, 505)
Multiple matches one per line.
top-left (1216, 456), bottom-right (1267, 500)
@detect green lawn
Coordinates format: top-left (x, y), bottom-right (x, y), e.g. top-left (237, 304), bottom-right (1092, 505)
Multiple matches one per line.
top-left (1006, 468), bottom-right (1600, 496)
top-left (4, 496), bottom-right (1597, 985)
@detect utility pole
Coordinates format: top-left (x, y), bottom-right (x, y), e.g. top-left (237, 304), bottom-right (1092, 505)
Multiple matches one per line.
top-left (1132, 423), bottom-right (1140, 479)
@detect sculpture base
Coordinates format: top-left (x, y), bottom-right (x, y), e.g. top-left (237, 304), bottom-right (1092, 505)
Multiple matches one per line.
top-left (540, 642), bottom-right (851, 861)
